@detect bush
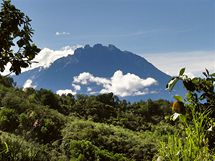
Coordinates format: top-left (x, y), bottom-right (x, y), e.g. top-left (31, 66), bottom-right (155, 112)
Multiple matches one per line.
top-left (69, 140), bottom-right (129, 161)
top-left (0, 108), bottom-right (19, 132)
top-left (0, 131), bottom-right (49, 161)
top-left (61, 118), bottom-right (158, 161)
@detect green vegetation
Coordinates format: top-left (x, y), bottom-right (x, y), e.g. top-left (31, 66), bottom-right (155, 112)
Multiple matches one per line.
top-left (0, 75), bottom-right (176, 160)
top-left (0, 69), bottom-right (214, 160)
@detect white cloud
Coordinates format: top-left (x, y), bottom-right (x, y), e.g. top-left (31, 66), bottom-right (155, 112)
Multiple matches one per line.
top-left (0, 64), bottom-right (11, 76)
top-left (143, 50), bottom-right (215, 77)
top-left (30, 45), bottom-right (81, 69)
top-left (74, 72), bottom-right (110, 85)
top-left (21, 45), bottom-right (82, 72)
top-left (89, 91), bottom-right (98, 95)
top-left (73, 70), bottom-right (157, 97)
top-left (87, 87), bottom-right (92, 92)
top-left (55, 32), bottom-right (70, 36)
top-left (23, 79), bottom-right (36, 90)
top-left (72, 84), bottom-right (81, 91)
top-left (100, 70), bottom-right (157, 97)
top-left (57, 83), bottom-right (81, 96)
top-left (0, 45), bottom-right (82, 76)
top-left (56, 89), bottom-right (76, 96)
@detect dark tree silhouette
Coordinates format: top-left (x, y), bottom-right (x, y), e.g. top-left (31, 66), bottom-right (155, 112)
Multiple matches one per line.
top-left (0, 0), bottom-right (40, 75)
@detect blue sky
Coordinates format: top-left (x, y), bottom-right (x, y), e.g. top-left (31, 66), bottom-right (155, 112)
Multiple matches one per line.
top-left (8, 0), bottom-right (215, 76)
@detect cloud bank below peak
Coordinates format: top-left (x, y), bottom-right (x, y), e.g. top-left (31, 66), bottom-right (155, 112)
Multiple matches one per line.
top-left (73, 70), bottom-right (158, 97)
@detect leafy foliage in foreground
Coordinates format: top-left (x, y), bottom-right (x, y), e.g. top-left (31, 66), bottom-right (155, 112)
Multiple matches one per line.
top-left (0, 0), bottom-right (40, 75)
top-left (0, 131), bottom-right (49, 161)
top-left (156, 69), bottom-right (215, 160)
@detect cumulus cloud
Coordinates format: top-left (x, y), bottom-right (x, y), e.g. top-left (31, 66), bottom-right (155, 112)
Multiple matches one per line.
top-left (100, 71), bottom-right (157, 97)
top-left (143, 50), bottom-right (215, 77)
top-left (23, 79), bottom-right (36, 89)
top-left (57, 83), bottom-right (81, 96)
top-left (0, 45), bottom-right (82, 76)
top-left (21, 45), bottom-right (82, 72)
top-left (87, 87), bottom-right (92, 92)
top-left (55, 32), bottom-right (70, 36)
top-left (56, 89), bottom-right (76, 96)
top-left (72, 84), bottom-right (81, 91)
top-left (74, 72), bottom-right (110, 85)
top-left (73, 70), bottom-right (157, 97)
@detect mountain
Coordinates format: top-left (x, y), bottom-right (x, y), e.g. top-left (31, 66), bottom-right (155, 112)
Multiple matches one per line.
top-left (13, 44), bottom-right (184, 101)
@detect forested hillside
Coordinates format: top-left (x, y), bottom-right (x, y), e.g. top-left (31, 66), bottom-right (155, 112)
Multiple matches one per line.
top-left (0, 75), bottom-right (176, 160)
top-left (0, 71), bottom-right (214, 160)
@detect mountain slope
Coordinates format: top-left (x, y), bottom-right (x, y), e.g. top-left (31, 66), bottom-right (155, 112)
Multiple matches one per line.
top-left (13, 44), bottom-right (184, 100)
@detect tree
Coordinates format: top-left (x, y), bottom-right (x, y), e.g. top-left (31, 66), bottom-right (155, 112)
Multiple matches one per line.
top-left (0, 0), bottom-right (40, 75)
top-left (0, 74), bottom-right (15, 87)
top-left (37, 89), bottom-right (60, 109)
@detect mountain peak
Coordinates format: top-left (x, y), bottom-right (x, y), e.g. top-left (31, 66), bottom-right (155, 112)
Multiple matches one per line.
top-left (85, 44), bottom-right (120, 51)
top-left (108, 44), bottom-right (121, 52)
top-left (93, 43), bottom-right (104, 48)
top-left (84, 44), bottom-right (91, 49)
top-left (77, 44), bottom-right (121, 56)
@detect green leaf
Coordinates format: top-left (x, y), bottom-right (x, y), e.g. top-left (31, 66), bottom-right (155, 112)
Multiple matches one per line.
top-left (4, 142), bottom-right (8, 153)
top-left (203, 72), bottom-right (207, 77)
top-left (192, 78), bottom-right (200, 84)
top-left (205, 68), bottom-right (209, 76)
top-left (17, 39), bottom-right (24, 47)
top-left (199, 93), bottom-right (206, 100)
top-left (183, 80), bottom-right (195, 91)
top-left (174, 95), bottom-right (183, 102)
top-left (166, 77), bottom-right (179, 91)
top-left (209, 73), bottom-right (215, 77)
top-left (179, 68), bottom-right (185, 76)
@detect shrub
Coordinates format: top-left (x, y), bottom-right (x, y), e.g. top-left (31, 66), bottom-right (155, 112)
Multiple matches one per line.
top-left (0, 108), bottom-right (19, 132)
top-left (61, 118), bottom-right (157, 160)
top-left (0, 131), bottom-right (49, 161)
